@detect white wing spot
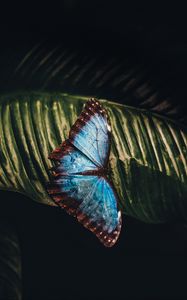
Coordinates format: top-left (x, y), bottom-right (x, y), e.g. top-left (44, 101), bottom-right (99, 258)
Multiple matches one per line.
top-left (118, 211), bottom-right (121, 220)
top-left (107, 124), bottom-right (111, 132)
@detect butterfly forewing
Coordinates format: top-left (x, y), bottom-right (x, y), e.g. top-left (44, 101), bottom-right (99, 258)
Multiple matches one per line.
top-left (69, 99), bottom-right (111, 168)
top-left (49, 140), bottom-right (97, 175)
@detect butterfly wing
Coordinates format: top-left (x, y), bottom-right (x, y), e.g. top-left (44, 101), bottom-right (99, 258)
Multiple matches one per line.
top-left (49, 140), bottom-right (98, 176)
top-left (49, 140), bottom-right (98, 175)
top-left (47, 175), bottom-right (122, 247)
top-left (69, 98), bottom-right (111, 168)
top-left (47, 98), bottom-right (122, 246)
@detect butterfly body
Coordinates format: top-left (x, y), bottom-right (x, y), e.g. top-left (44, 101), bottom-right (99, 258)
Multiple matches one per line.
top-left (47, 99), bottom-right (122, 247)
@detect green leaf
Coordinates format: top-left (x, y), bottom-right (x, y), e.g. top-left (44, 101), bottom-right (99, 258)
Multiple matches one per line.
top-left (0, 92), bottom-right (186, 223)
top-left (0, 221), bottom-right (22, 300)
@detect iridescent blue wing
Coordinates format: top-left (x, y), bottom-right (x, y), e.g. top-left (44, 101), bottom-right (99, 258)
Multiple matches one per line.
top-left (69, 98), bottom-right (111, 168)
top-left (47, 99), bottom-right (122, 246)
top-left (47, 175), bottom-right (122, 247)
top-left (49, 140), bottom-right (97, 175)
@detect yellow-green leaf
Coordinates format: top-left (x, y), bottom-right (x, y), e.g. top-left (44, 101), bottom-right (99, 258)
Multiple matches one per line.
top-left (0, 92), bottom-right (186, 223)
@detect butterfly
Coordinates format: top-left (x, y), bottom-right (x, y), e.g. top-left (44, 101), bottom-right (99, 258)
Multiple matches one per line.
top-left (47, 98), bottom-right (122, 247)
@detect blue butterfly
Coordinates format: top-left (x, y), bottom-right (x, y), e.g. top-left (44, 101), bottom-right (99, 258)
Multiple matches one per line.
top-left (47, 98), bottom-right (122, 247)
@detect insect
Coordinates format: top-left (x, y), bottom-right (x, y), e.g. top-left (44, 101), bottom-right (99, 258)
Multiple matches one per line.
top-left (47, 98), bottom-right (122, 247)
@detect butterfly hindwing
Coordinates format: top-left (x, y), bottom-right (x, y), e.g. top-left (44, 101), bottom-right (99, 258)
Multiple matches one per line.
top-left (48, 175), bottom-right (122, 247)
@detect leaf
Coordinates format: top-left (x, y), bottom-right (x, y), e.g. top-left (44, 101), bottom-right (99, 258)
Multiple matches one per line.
top-left (0, 92), bottom-right (186, 223)
top-left (0, 221), bottom-right (22, 300)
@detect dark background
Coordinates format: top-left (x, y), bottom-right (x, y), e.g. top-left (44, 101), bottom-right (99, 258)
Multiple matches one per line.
top-left (0, 1), bottom-right (187, 299)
